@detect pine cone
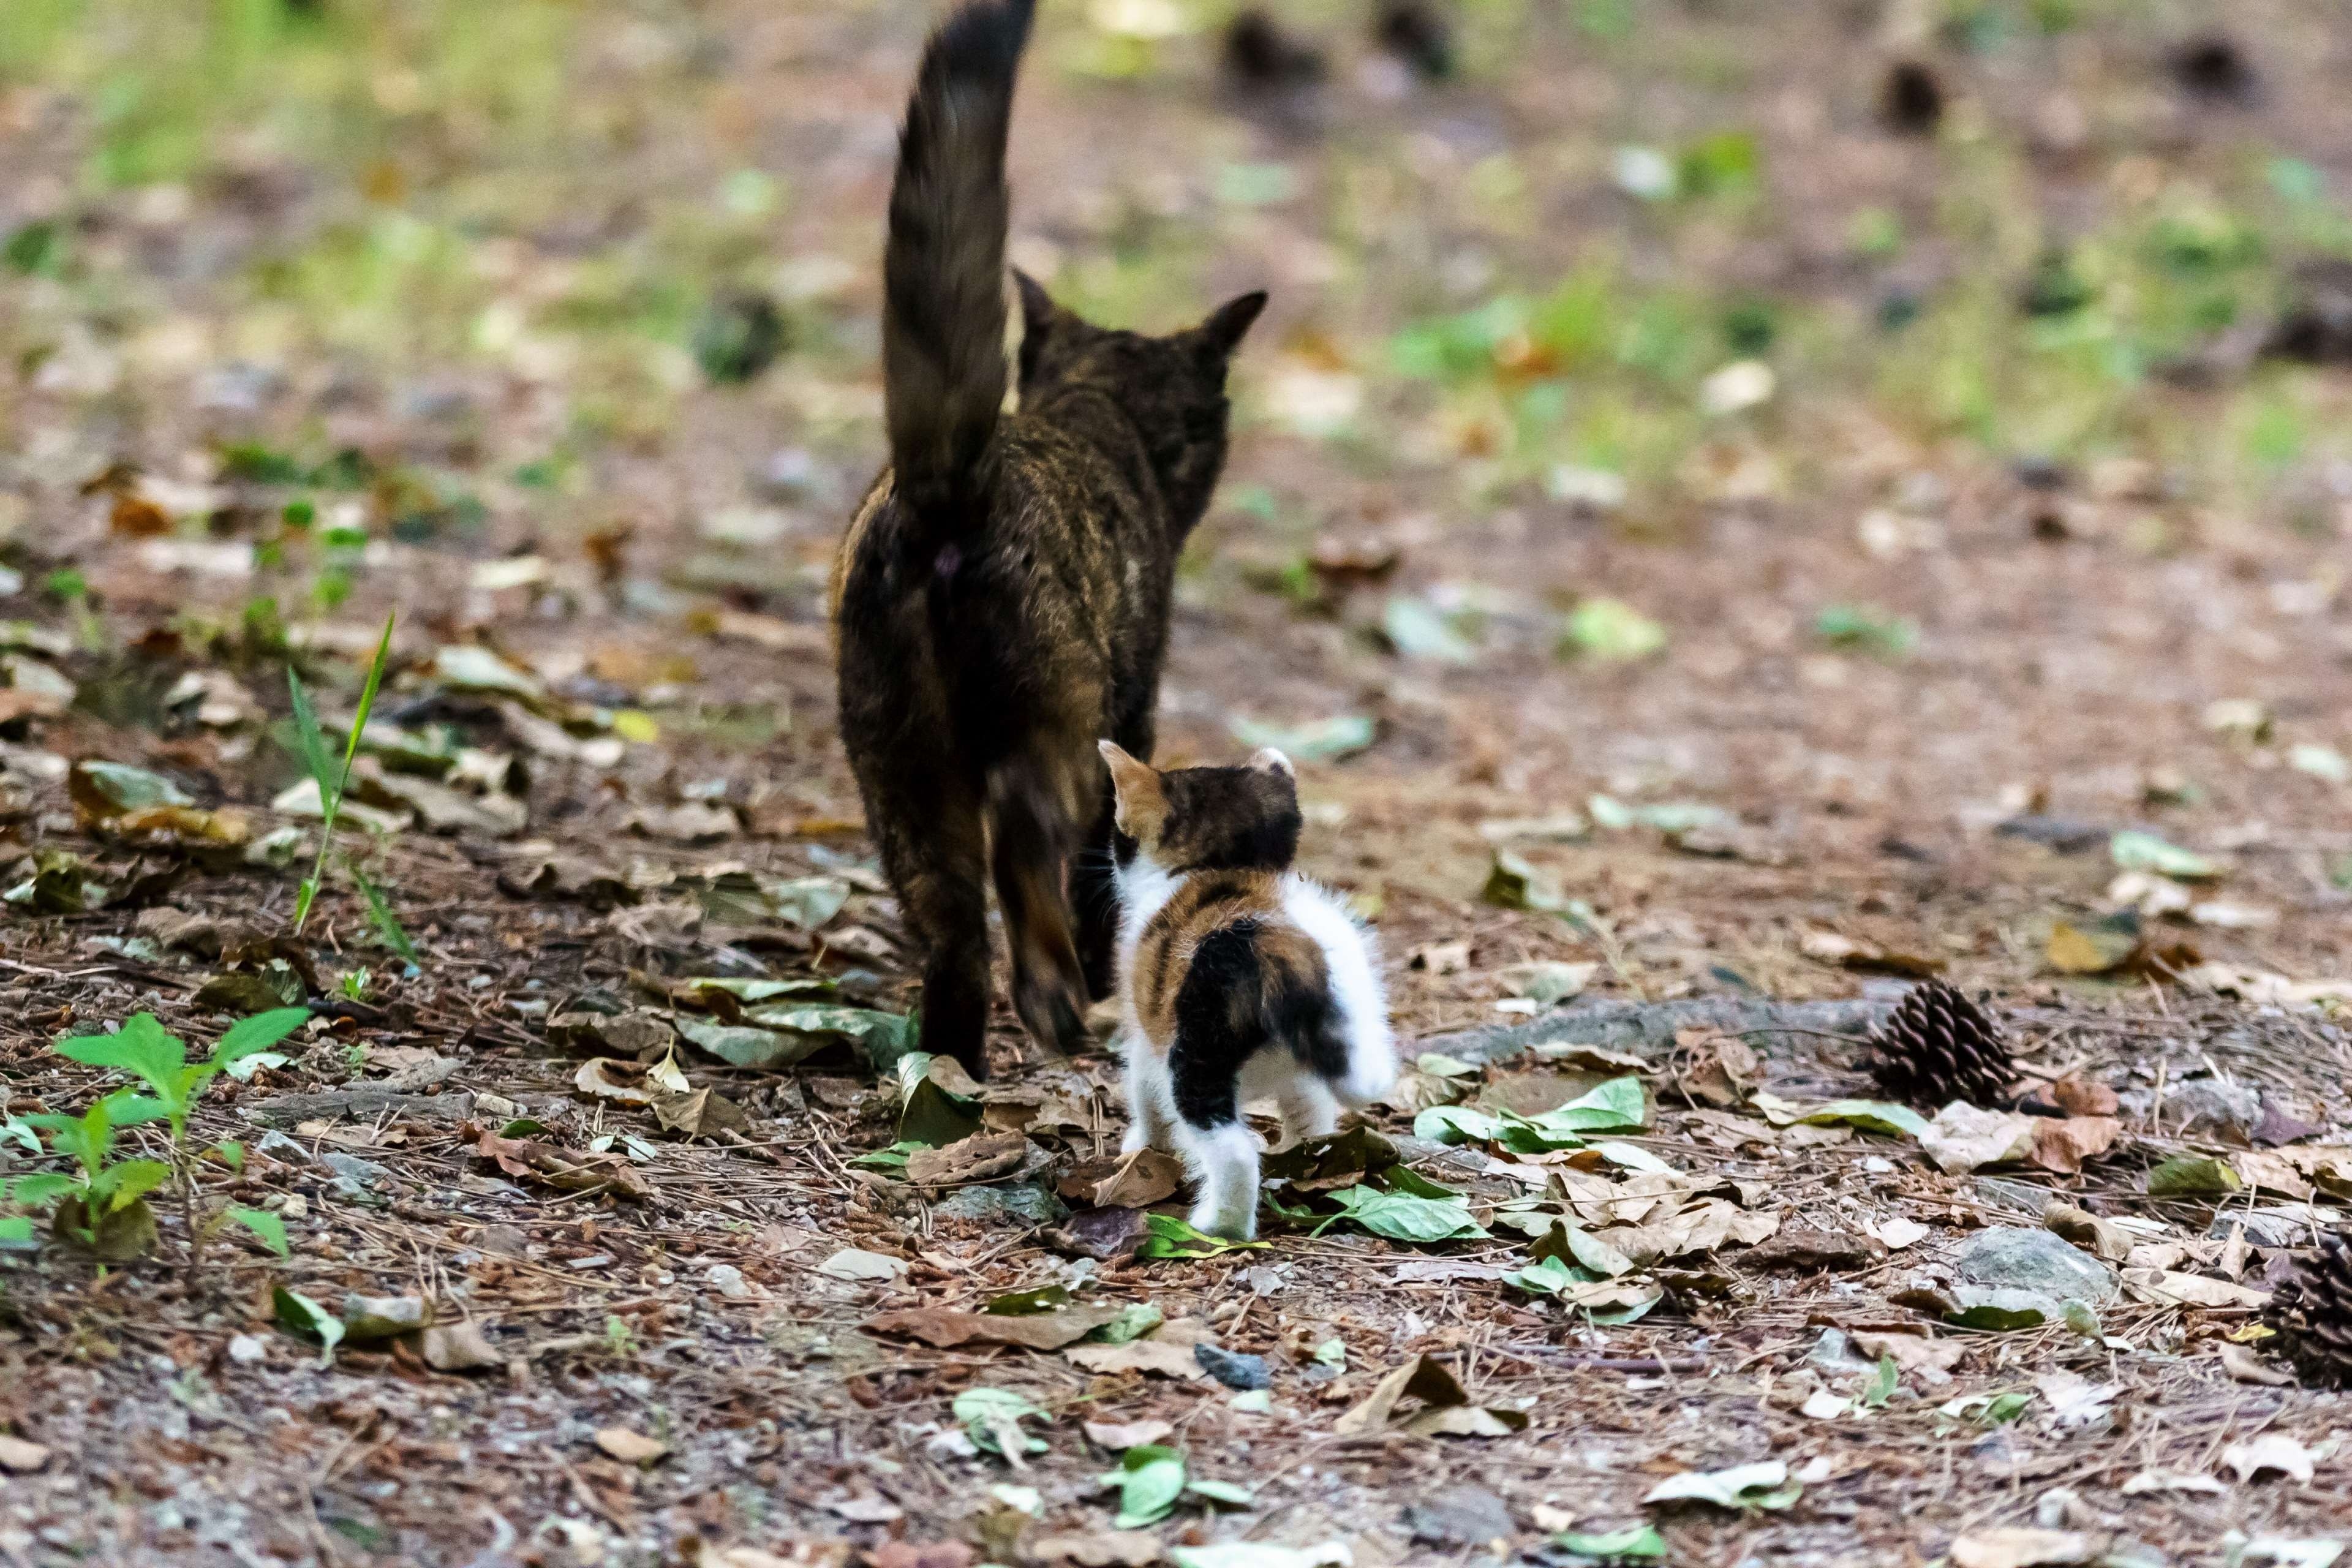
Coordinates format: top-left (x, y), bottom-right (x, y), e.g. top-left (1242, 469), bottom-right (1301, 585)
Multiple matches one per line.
top-left (1866, 979), bottom-right (2013, 1109)
top-left (2266, 1234), bottom-right (2352, 1389)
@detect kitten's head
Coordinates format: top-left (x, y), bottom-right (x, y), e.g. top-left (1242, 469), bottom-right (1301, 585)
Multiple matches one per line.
top-left (1015, 272), bottom-right (1267, 530)
top-left (1099, 741), bottom-right (1299, 875)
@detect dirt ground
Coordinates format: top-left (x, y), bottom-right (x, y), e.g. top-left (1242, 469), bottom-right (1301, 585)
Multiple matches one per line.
top-left (2, 1), bottom-right (2351, 1565)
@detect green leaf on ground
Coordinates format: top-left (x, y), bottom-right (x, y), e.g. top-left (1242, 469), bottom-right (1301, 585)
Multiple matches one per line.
top-left (2111, 830), bottom-right (2220, 880)
top-left (274, 1287), bottom-right (345, 1365)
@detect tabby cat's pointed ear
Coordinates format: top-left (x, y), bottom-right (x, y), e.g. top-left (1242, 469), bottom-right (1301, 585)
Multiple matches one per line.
top-left (1014, 268), bottom-right (1059, 385)
top-left (1194, 290), bottom-right (1268, 357)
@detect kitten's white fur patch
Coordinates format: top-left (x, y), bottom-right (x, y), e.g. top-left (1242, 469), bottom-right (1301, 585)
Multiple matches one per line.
top-left (1110, 855), bottom-right (1396, 1240)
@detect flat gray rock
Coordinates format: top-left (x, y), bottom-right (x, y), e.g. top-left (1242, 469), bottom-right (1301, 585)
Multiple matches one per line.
top-left (1404, 1485), bottom-right (1515, 1549)
top-left (1954, 1227), bottom-right (2117, 1303)
top-left (1423, 997), bottom-right (1894, 1068)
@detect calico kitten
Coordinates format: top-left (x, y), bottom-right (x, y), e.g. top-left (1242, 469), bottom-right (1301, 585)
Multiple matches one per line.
top-left (1100, 741), bottom-right (1396, 1239)
top-left (833, 0), bottom-right (1268, 1082)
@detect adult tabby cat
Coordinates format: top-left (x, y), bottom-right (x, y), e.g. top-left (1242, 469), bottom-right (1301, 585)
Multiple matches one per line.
top-left (833, 0), bottom-right (1268, 1080)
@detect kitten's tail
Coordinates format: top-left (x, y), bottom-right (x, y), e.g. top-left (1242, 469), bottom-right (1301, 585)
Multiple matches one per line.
top-left (883, 0), bottom-right (1034, 527)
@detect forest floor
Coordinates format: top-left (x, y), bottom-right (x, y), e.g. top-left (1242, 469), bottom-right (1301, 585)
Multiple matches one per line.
top-left (2, 1), bottom-right (2351, 1564)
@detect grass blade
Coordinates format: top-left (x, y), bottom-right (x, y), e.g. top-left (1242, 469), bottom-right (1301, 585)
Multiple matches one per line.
top-left (351, 864), bottom-right (418, 962)
top-left (285, 668), bottom-right (338, 816)
top-left (288, 611), bottom-right (395, 935)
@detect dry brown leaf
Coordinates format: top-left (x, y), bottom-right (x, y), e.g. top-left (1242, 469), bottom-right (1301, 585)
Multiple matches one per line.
top-left (1667, 1028), bottom-right (1758, 1107)
top-left (2048, 1076), bottom-right (2120, 1117)
top-left (1950, 1528), bottom-right (2102, 1568)
top-left (1064, 1338), bottom-right (1210, 1381)
top-left (2120, 1268), bottom-right (2269, 1310)
top-left (2219, 1343), bottom-right (2293, 1387)
top-left (1919, 1103), bottom-right (2038, 1174)
top-left (575, 1057), bottom-right (656, 1108)
top-left (1850, 1330), bottom-right (1964, 1386)
top-left (867, 1305), bottom-right (1125, 1351)
top-left (1055, 1147), bottom-right (1185, 1209)
top-left (1798, 928), bottom-right (1945, 976)
top-left (2223, 1433), bottom-right (2315, 1483)
top-left (2043, 1204), bottom-right (2131, 1264)
top-left (904, 1133), bottom-right (1031, 1188)
top-left (1080, 1418), bottom-right (1174, 1451)
top-left (2028, 1116), bottom-right (2122, 1174)
top-left (650, 1086), bottom-right (752, 1140)
top-left (1031, 1532), bottom-right (1163, 1568)
top-left (594, 1427), bottom-right (667, 1465)
top-left (473, 1130), bottom-right (650, 1200)
top-left (1334, 1354), bottom-right (1472, 1436)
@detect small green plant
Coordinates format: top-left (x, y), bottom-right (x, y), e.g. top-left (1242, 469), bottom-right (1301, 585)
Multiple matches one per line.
top-left (39, 1009), bottom-right (307, 1278)
top-left (285, 612), bottom-right (396, 932)
top-left (337, 968), bottom-right (373, 1002)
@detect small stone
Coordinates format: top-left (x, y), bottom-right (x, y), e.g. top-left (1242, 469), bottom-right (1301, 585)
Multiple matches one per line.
top-left (0, 1436), bottom-right (49, 1473)
top-left (321, 1152), bottom-right (387, 1190)
top-left (1975, 1177), bottom-right (2057, 1216)
top-left (1194, 1344), bottom-right (1271, 1391)
top-left (2208, 1209), bottom-right (2318, 1249)
top-left (1809, 1327), bottom-right (1875, 1374)
top-left (706, 1264), bottom-right (753, 1300)
top-left (416, 1321), bottom-right (503, 1373)
top-left (1741, 1226), bottom-right (1887, 1273)
top-left (1955, 1227), bottom-right (2118, 1303)
top-left (2160, 1079), bottom-right (2261, 1141)
top-left (477, 1224), bottom-right (530, 1258)
top-left (340, 1294), bottom-right (431, 1342)
top-left (227, 1333), bottom-right (267, 1365)
top-left (933, 1182), bottom-right (1068, 1227)
top-left (1403, 1484), bottom-right (1515, 1549)
top-left (255, 1131), bottom-right (307, 1163)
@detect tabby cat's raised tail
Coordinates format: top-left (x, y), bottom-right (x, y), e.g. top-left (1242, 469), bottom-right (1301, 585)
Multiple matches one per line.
top-left (883, 0), bottom-right (1035, 526)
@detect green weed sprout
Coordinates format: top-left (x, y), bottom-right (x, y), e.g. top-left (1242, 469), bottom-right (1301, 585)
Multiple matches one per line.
top-left (286, 612), bottom-right (394, 933)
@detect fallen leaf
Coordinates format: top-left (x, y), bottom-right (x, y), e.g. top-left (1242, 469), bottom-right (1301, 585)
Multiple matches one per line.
top-left (1950, 1528), bottom-right (2101, 1568)
top-left (594, 1426), bottom-right (667, 1465)
top-left (1060, 1147), bottom-right (1186, 1209)
top-left (2042, 1204), bottom-right (2131, 1264)
top-left (1033, 1531), bottom-right (1164, 1567)
top-left (415, 1321), bottom-right (503, 1373)
top-left (868, 1305), bottom-right (1125, 1351)
top-left (2147, 1153), bottom-right (2242, 1197)
top-left (1082, 1419), bottom-right (1175, 1451)
top-left (1797, 927), bottom-right (1943, 977)
top-left (815, 1248), bottom-right (908, 1282)
top-left (574, 1057), bottom-right (657, 1108)
top-left (2222, 1343), bottom-right (2295, 1386)
top-left (1868, 1216), bottom-right (1930, 1250)
top-left (2224, 1433), bottom-right (2316, 1483)
top-left (2046, 921), bottom-right (2138, 975)
top-left (2048, 1076), bottom-right (2120, 1117)
top-left (905, 1133), bottom-right (1031, 1187)
top-left (2122, 1268), bottom-right (2268, 1310)
top-left (2030, 1370), bottom-right (2116, 1428)
top-left (1919, 1103), bottom-right (2039, 1174)
top-left (2119, 1470), bottom-right (2226, 1496)
top-left (1640, 1460), bottom-right (1800, 1512)
top-left (2028, 1116), bottom-right (2121, 1174)
top-left (1066, 1338), bottom-right (1213, 1382)
top-left (472, 1129), bottom-right (649, 1199)
top-left (1333, 1354), bottom-right (1475, 1436)
top-left (1666, 1028), bottom-right (1758, 1108)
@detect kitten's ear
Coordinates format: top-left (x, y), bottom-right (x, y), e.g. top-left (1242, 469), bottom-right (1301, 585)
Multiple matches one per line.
top-left (1247, 747), bottom-right (1294, 779)
top-left (1014, 268), bottom-right (1060, 385)
top-left (1098, 741), bottom-right (1167, 842)
top-left (1193, 290), bottom-right (1268, 358)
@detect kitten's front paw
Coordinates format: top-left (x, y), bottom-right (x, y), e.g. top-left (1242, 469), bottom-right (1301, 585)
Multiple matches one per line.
top-left (1119, 1127), bottom-right (1152, 1156)
top-left (1188, 1198), bottom-right (1258, 1243)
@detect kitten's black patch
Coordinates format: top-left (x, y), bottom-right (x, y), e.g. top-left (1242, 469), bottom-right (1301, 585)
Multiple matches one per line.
top-left (836, 0), bottom-right (1268, 1080)
top-left (1168, 919), bottom-right (1343, 1128)
top-left (1153, 764), bottom-right (1302, 874)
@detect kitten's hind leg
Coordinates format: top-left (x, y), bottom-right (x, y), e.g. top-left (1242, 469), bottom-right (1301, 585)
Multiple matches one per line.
top-left (1120, 1036), bottom-right (1178, 1156)
top-left (986, 750), bottom-right (1091, 1059)
top-left (1178, 1121), bottom-right (1262, 1241)
top-left (1276, 1076), bottom-right (1341, 1145)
